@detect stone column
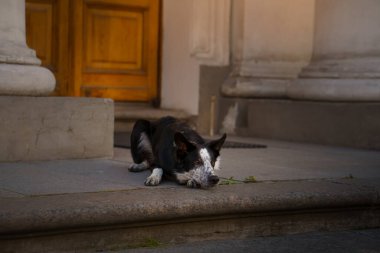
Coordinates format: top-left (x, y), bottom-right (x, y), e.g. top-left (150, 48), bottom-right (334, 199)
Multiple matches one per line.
top-left (222, 0), bottom-right (315, 98)
top-left (0, 0), bottom-right (55, 95)
top-left (289, 0), bottom-right (380, 101)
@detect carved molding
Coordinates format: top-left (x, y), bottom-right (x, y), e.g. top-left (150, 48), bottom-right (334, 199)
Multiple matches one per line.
top-left (190, 0), bottom-right (230, 66)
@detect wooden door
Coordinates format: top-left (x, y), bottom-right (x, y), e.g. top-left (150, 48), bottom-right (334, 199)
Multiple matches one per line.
top-left (26, 0), bottom-right (69, 95)
top-left (26, 0), bottom-right (159, 102)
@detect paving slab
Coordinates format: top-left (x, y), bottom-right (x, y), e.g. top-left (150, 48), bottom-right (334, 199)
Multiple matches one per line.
top-left (0, 159), bottom-right (172, 197)
top-left (0, 137), bottom-right (379, 197)
top-left (116, 136), bottom-right (380, 182)
top-left (1, 138), bottom-right (380, 252)
top-left (217, 144), bottom-right (380, 181)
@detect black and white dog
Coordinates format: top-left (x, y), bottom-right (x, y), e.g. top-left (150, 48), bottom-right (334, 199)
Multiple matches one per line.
top-left (128, 116), bottom-right (226, 189)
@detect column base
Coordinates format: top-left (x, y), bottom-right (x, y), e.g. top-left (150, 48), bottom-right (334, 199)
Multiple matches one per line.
top-left (0, 63), bottom-right (55, 96)
top-left (288, 78), bottom-right (380, 101)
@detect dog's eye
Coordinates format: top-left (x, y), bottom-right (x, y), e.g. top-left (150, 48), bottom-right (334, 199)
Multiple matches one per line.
top-left (194, 160), bottom-right (202, 166)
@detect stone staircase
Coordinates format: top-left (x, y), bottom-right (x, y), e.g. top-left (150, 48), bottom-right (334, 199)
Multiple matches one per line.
top-left (218, 98), bottom-right (380, 150)
top-left (1, 138), bottom-right (380, 252)
top-left (1, 98), bottom-right (379, 252)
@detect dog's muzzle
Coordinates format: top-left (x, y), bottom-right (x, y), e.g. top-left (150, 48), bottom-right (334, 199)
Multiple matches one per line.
top-left (208, 175), bottom-right (220, 186)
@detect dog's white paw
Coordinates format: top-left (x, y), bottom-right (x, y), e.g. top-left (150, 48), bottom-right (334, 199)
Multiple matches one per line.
top-left (144, 168), bottom-right (163, 186)
top-left (129, 161), bottom-right (149, 172)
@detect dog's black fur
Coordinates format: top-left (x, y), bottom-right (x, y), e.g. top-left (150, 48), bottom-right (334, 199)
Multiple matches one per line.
top-left (129, 116), bottom-right (226, 188)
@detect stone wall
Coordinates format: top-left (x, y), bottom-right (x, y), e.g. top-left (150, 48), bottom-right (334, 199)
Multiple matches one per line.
top-left (0, 97), bottom-right (114, 162)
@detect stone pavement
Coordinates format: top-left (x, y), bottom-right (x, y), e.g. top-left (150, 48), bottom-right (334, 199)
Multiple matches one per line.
top-left (0, 136), bottom-right (379, 197)
top-left (0, 137), bottom-right (379, 252)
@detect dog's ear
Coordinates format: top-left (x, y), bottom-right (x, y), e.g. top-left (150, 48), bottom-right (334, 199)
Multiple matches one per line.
top-left (208, 133), bottom-right (227, 153)
top-left (174, 132), bottom-right (195, 159)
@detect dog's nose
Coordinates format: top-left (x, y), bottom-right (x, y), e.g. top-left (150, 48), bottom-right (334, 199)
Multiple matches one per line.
top-left (208, 175), bottom-right (219, 185)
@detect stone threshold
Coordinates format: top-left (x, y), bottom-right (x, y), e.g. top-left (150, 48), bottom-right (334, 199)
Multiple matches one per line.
top-left (114, 102), bottom-right (190, 121)
top-left (114, 102), bottom-right (193, 133)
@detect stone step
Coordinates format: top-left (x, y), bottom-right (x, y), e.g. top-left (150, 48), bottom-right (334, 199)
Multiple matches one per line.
top-left (247, 100), bottom-right (380, 150)
top-left (114, 103), bottom-right (192, 133)
top-left (0, 96), bottom-right (114, 162)
top-left (218, 98), bottom-right (380, 150)
top-left (1, 179), bottom-right (379, 253)
top-left (2, 139), bottom-right (379, 252)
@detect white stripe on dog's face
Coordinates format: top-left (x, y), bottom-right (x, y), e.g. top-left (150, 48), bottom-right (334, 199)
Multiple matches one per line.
top-left (198, 148), bottom-right (215, 180)
top-left (199, 148), bottom-right (212, 171)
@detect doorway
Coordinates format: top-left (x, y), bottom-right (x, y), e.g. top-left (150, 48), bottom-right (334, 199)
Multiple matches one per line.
top-left (26, 0), bottom-right (160, 102)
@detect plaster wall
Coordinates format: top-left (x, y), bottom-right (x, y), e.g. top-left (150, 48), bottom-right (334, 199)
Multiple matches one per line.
top-left (161, 0), bottom-right (200, 115)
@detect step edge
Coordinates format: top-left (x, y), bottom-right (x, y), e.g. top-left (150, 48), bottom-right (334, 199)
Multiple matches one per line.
top-left (114, 110), bottom-right (191, 120)
top-left (0, 179), bottom-right (379, 236)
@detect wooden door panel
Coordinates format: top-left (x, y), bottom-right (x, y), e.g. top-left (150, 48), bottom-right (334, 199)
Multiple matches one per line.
top-left (82, 87), bottom-right (151, 101)
top-left (84, 7), bottom-right (144, 72)
top-left (25, 0), bottom-right (159, 102)
top-left (26, 1), bottom-right (54, 68)
top-left (82, 74), bottom-right (146, 87)
top-left (26, 0), bottom-right (69, 95)
top-left (74, 0), bottom-right (159, 102)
